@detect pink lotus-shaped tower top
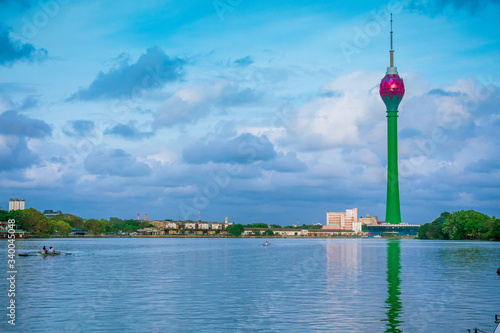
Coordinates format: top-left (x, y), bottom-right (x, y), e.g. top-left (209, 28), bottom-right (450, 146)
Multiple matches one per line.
top-left (380, 74), bottom-right (405, 100)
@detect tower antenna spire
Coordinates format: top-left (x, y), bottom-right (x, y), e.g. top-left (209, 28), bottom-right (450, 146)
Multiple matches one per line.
top-left (390, 13), bottom-right (394, 68)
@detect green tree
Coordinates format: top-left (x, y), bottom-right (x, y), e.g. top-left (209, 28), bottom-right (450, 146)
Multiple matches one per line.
top-left (433, 212), bottom-right (451, 226)
top-left (419, 212), bottom-right (458, 240)
top-left (84, 219), bottom-right (105, 235)
top-left (246, 223), bottom-right (268, 228)
top-left (442, 210), bottom-right (490, 240)
top-left (35, 219), bottom-right (56, 237)
top-left (55, 214), bottom-right (85, 229)
top-left (12, 208), bottom-right (48, 234)
top-left (491, 219), bottom-right (500, 240)
top-left (227, 224), bottom-right (245, 236)
top-left (140, 221), bottom-right (154, 228)
top-left (109, 217), bottom-right (123, 224)
top-left (102, 220), bottom-right (114, 234)
top-left (55, 220), bottom-right (72, 236)
top-left (310, 224), bottom-right (323, 229)
top-left (270, 224), bottom-right (281, 229)
top-left (121, 224), bottom-right (136, 233)
top-left (0, 209), bottom-right (11, 222)
top-left (418, 223), bottom-right (430, 239)
top-left (252, 229), bottom-right (261, 236)
top-left (263, 229), bottom-right (274, 236)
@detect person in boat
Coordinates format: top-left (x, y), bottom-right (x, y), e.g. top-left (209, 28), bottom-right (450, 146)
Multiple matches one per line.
top-left (41, 246), bottom-right (47, 254)
top-left (48, 245), bottom-right (54, 254)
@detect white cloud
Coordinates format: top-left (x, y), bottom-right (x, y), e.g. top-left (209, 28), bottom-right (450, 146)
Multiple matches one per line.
top-left (285, 71), bottom-right (384, 151)
top-left (154, 79), bottom-right (257, 128)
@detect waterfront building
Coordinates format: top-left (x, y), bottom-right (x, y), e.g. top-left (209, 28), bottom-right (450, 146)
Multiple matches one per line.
top-left (148, 220), bottom-right (231, 235)
top-left (137, 227), bottom-right (162, 236)
top-left (325, 208), bottom-right (358, 231)
top-left (309, 230), bottom-right (355, 237)
top-left (0, 221), bottom-right (29, 238)
top-left (380, 15), bottom-right (405, 224)
top-left (243, 228), bottom-right (309, 237)
top-left (43, 209), bottom-right (63, 218)
top-left (8, 198), bottom-right (25, 212)
top-left (69, 228), bottom-right (86, 236)
top-left (242, 228), bottom-right (357, 237)
top-left (366, 223), bottom-right (420, 236)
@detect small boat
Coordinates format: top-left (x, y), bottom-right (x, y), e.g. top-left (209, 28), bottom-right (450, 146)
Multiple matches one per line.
top-left (468, 315), bottom-right (499, 333)
top-left (18, 252), bottom-right (72, 257)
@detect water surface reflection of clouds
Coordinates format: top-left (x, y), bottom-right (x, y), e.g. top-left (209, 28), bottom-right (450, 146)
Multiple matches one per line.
top-left (1, 239), bottom-right (499, 332)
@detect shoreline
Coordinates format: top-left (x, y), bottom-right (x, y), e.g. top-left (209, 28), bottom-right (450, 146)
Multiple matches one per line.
top-left (3, 234), bottom-right (416, 239)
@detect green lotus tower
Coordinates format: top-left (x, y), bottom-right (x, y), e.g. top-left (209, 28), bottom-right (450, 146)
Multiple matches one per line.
top-left (379, 15), bottom-right (405, 224)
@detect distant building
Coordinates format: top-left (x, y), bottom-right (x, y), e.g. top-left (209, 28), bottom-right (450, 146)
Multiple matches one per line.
top-left (137, 227), bottom-right (162, 236)
top-left (325, 208), bottom-right (359, 232)
top-left (146, 220), bottom-right (231, 235)
top-left (8, 198), bottom-right (25, 212)
top-left (243, 228), bottom-right (309, 237)
top-left (366, 223), bottom-right (420, 236)
top-left (43, 210), bottom-right (63, 218)
top-left (359, 214), bottom-right (379, 226)
top-left (69, 228), bottom-right (85, 236)
top-left (144, 214), bottom-right (149, 222)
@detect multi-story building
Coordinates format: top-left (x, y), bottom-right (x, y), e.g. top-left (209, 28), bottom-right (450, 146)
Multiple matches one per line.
top-left (147, 220), bottom-right (231, 235)
top-left (8, 198), bottom-right (25, 212)
top-left (325, 208), bottom-right (358, 231)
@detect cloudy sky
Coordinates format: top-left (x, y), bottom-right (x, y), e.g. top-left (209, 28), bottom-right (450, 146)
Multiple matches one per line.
top-left (1, 0), bottom-right (499, 224)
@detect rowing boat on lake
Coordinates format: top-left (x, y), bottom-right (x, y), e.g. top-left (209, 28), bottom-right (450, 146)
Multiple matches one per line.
top-left (18, 252), bottom-right (72, 257)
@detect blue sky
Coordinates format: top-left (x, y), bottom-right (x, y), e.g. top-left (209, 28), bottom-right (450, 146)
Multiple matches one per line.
top-left (1, 0), bottom-right (499, 224)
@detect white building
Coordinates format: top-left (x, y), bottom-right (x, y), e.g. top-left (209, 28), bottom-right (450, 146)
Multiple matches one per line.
top-left (8, 198), bottom-right (25, 212)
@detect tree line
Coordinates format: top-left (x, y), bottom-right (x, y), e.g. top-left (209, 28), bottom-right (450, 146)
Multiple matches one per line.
top-left (1, 208), bottom-right (325, 237)
top-left (418, 210), bottom-right (500, 241)
top-left (0, 209), bottom-right (154, 237)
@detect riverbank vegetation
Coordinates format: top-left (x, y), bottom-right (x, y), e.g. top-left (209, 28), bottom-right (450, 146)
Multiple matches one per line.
top-left (1, 208), bottom-right (319, 237)
top-left (0, 209), bottom-right (155, 237)
top-left (418, 210), bottom-right (500, 241)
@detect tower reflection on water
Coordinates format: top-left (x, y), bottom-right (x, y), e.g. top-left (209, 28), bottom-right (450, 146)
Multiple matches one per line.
top-left (385, 239), bottom-right (403, 333)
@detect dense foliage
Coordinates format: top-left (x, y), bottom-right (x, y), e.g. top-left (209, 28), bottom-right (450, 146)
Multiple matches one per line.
top-left (252, 229), bottom-right (261, 236)
top-left (227, 224), bottom-right (245, 236)
top-left (0, 209), bottom-right (154, 236)
top-left (244, 223), bottom-right (269, 228)
top-left (419, 210), bottom-right (500, 241)
top-left (263, 229), bottom-right (274, 236)
top-left (283, 224), bottom-right (323, 229)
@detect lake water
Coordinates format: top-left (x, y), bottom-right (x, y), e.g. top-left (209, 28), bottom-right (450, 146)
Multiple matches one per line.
top-left (1, 238), bottom-right (499, 332)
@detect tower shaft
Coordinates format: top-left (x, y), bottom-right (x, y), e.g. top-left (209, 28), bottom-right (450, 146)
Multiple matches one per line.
top-left (386, 111), bottom-right (401, 224)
